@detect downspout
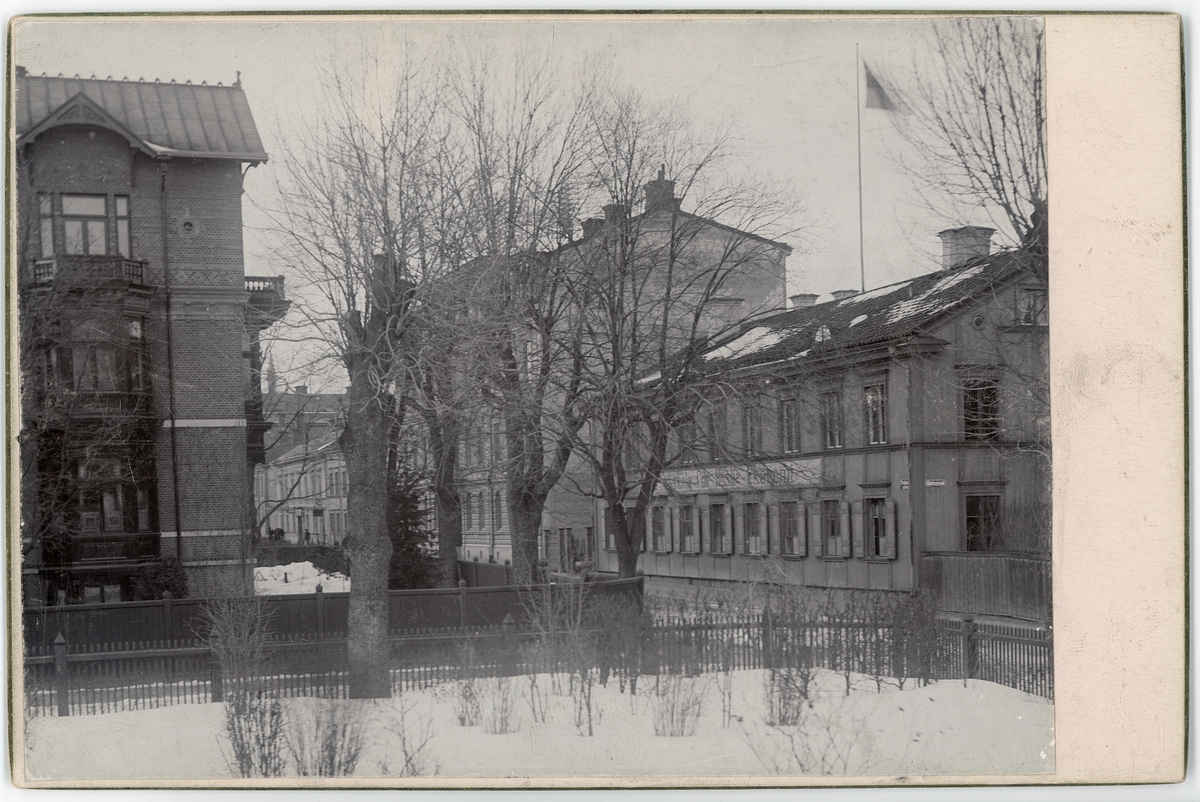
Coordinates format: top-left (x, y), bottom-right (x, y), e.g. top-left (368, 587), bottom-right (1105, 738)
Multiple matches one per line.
top-left (159, 161), bottom-right (184, 562)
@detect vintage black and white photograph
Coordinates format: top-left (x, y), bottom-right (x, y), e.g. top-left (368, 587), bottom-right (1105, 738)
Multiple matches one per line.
top-left (9, 10), bottom-right (1073, 786)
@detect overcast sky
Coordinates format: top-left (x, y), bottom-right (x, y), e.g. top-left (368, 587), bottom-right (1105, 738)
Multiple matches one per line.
top-left (13, 14), bottom-right (1031, 385)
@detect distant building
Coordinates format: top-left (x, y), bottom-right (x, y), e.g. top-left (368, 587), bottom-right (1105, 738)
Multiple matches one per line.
top-left (15, 68), bottom-right (287, 603)
top-left (453, 172), bottom-right (791, 573)
top-left (598, 229), bottom-right (1050, 623)
top-left (256, 436), bottom-right (349, 546)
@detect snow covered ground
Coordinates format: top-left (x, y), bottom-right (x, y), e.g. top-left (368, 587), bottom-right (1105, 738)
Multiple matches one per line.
top-left (254, 561), bottom-right (350, 595)
top-left (22, 668), bottom-right (1053, 782)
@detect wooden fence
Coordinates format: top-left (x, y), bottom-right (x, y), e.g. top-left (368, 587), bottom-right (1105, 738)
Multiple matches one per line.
top-left (922, 552), bottom-right (1051, 623)
top-left (24, 604), bottom-right (1051, 718)
top-left (22, 577), bottom-right (642, 651)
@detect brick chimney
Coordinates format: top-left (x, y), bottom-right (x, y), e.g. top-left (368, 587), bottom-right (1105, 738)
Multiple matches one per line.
top-left (831, 289), bottom-right (858, 301)
top-left (294, 385), bottom-right (307, 396)
top-left (603, 203), bottom-right (629, 225)
top-left (789, 293), bottom-right (819, 308)
top-left (938, 226), bottom-right (995, 270)
top-left (644, 164), bottom-right (679, 214)
top-left (581, 218), bottom-right (605, 239)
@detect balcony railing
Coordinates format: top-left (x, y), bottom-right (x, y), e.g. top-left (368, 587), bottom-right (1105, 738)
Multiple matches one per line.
top-left (43, 532), bottom-right (161, 568)
top-left (922, 551), bottom-right (1051, 623)
top-left (23, 255), bottom-right (145, 288)
top-left (245, 275), bottom-right (286, 297)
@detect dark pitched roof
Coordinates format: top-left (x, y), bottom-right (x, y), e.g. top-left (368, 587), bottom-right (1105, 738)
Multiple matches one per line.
top-left (15, 72), bottom-right (267, 162)
top-left (699, 249), bottom-right (1043, 372)
top-left (555, 208), bottom-right (792, 255)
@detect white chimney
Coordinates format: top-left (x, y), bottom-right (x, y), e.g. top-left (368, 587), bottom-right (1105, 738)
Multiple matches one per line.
top-left (789, 293), bottom-right (819, 308)
top-left (831, 289), bottom-right (858, 301)
top-left (938, 226), bottom-right (995, 270)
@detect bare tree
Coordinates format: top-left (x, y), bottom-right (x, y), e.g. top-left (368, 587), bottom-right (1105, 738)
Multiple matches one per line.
top-left (262, 44), bottom-right (460, 696)
top-left (893, 17), bottom-right (1046, 253)
top-left (567, 90), bottom-right (800, 578)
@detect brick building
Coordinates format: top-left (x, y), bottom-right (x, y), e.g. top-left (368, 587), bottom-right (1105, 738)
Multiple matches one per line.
top-left (15, 69), bottom-right (286, 603)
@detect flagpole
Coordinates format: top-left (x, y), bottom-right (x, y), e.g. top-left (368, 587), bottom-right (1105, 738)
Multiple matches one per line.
top-left (855, 43), bottom-right (866, 293)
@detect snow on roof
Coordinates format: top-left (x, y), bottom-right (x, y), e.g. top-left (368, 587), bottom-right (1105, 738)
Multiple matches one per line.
top-left (697, 249), bottom-right (1041, 372)
top-left (703, 326), bottom-right (784, 361)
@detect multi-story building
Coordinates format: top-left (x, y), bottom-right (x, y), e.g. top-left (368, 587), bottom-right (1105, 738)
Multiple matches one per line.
top-left (15, 69), bottom-right (286, 603)
top-left (454, 173), bottom-right (792, 573)
top-left (594, 228), bottom-right (1051, 623)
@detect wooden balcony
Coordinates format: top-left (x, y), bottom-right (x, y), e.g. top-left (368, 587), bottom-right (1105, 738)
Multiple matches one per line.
top-left (43, 532), bottom-right (161, 570)
top-left (21, 255), bottom-right (145, 289)
top-left (921, 551), bottom-right (1051, 623)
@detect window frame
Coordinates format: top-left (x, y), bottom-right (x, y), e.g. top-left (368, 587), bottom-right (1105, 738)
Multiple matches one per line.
top-left (743, 501), bottom-right (764, 555)
top-left (864, 382), bottom-right (887, 445)
top-left (651, 505), bottom-right (668, 552)
top-left (709, 502), bottom-right (729, 554)
top-left (780, 398), bottom-right (801, 454)
top-left (965, 493), bottom-right (1002, 551)
top-left (679, 504), bottom-right (697, 553)
top-left (780, 499), bottom-right (805, 557)
top-left (820, 391), bottom-right (844, 450)
top-left (742, 402), bottom-right (763, 457)
top-left (963, 376), bottom-right (1001, 442)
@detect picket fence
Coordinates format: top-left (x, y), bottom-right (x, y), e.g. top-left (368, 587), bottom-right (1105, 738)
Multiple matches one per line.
top-left (23, 607), bottom-right (1051, 718)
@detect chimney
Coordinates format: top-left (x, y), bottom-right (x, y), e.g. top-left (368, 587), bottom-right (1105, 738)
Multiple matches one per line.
top-left (602, 203), bottom-right (629, 225)
top-left (789, 293), bottom-right (819, 308)
top-left (16, 65), bottom-right (27, 78)
top-left (644, 164), bottom-right (679, 215)
top-left (294, 385), bottom-right (307, 396)
top-left (937, 226), bottom-right (995, 270)
top-left (831, 289), bottom-right (858, 301)
top-left (581, 217), bottom-right (605, 239)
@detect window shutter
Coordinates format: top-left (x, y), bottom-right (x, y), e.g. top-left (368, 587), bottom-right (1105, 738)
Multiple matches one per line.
top-left (884, 499), bottom-right (897, 559)
top-left (725, 504), bottom-right (735, 554)
top-left (839, 500), bottom-right (852, 558)
top-left (667, 507), bottom-right (675, 553)
top-left (852, 500), bottom-right (865, 559)
top-left (700, 507), bottom-right (709, 554)
top-left (809, 504), bottom-right (822, 556)
top-left (739, 506), bottom-right (748, 555)
top-left (795, 503), bottom-right (808, 557)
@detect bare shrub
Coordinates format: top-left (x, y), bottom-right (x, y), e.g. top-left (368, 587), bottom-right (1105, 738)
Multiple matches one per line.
top-left (481, 675), bottom-right (520, 734)
top-left (383, 693), bottom-right (440, 777)
top-left (453, 638), bottom-right (482, 727)
top-left (650, 673), bottom-right (707, 737)
top-left (286, 698), bottom-right (371, 777)
top-left (204, 598), bottom-right (287, 778)
top-left (522, 659), bottom-right (550, 724)
top-left (591, 592), bottom-right (652, 694)
top-left (738, 693), bottom-right (877, 776)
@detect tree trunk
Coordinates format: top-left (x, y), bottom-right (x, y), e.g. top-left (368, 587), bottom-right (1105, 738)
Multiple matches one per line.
top-left (614, 508), bottom-right (643, 579)
top-left (509, 492), bottom-right (543, 584)
top-left (340, 374), bottom-right (393, 698)
top-left (433, 485), bottom-right (462, 587)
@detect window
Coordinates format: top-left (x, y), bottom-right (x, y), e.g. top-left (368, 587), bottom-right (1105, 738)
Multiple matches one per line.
top-left (963, 378), bottom-right (1000, 441)
top-left (864, 383), bottom-right (887, 445)
top-left (744, 502), bottom-right (763, 554)
top-left (820, 392), bottom-right (844, 449)
top-left (541, 529), bottom-right (551, 561)
top-left (822, 500), bottom-right (842, 556)
top-left (114, 196), bottom-right (131, 257)
top-left (490, 417), bottom-right (504, 466)
top-left (861, 497), bottom-right (898, 560)
top-left (603, 508), bottom-right (616, 550)
top-left (38, 194), bottom-right (53, 258)
top-left (965, 494), bottom-right (1002, 551)
top-left (781, 501), bottom-right (804, 556)
top-left (585, 526), bottom-right (594, 560)
top-left (678, 420), bottom-right (697, 465)
top-left (679, 505), bottom-right (697, 552)
top-left (742, 404), bottom-right (763, 456)
top-left (710, 503), bottom-right (728, 553)
top-left (558, 528), bottom-right (574, 572)
top-left (706, 402), bottom-right (727, 462)
top-left (62, 195), bottom-right (109, 255)
top-left (651, 506), bottom-right (667, 552)
top-left (462, 494), bottom-right (472, 530)
top-left (780, 399), bottom-right (801, 454)
top-left (77, 458), bottom-right (146, 534)
top-left (492, 491), bottom-right (504, 529)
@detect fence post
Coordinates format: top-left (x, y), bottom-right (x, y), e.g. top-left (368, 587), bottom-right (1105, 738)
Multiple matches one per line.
top-left (761, 607), bottom-right (774, 671)
top-left (315, 584), bottom-right (325, 636)
top-left (962, 616), bottom-right (978, 684)
top-left (210, 638), bottom-right (224, 703)
top-left (53, 632), bottom-right (69, 717)
top-left (161, 590), bottom-right (173, 641)
top-left (458, 579), bottom-right (468, 628)
top-left (501, 612), bottom-right (518, 676)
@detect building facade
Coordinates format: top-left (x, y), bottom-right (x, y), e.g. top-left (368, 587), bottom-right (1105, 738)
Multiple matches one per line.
top-left (16, 69), bottom-right (286, 603)
top-left (593, 230), bottom-right (1050, 622)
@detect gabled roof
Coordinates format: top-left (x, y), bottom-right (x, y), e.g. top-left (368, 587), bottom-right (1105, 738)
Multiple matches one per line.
top-left (699, 249), bottom-right (1044, 373)
top-left (15, 71), bottom-right (268, 162)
